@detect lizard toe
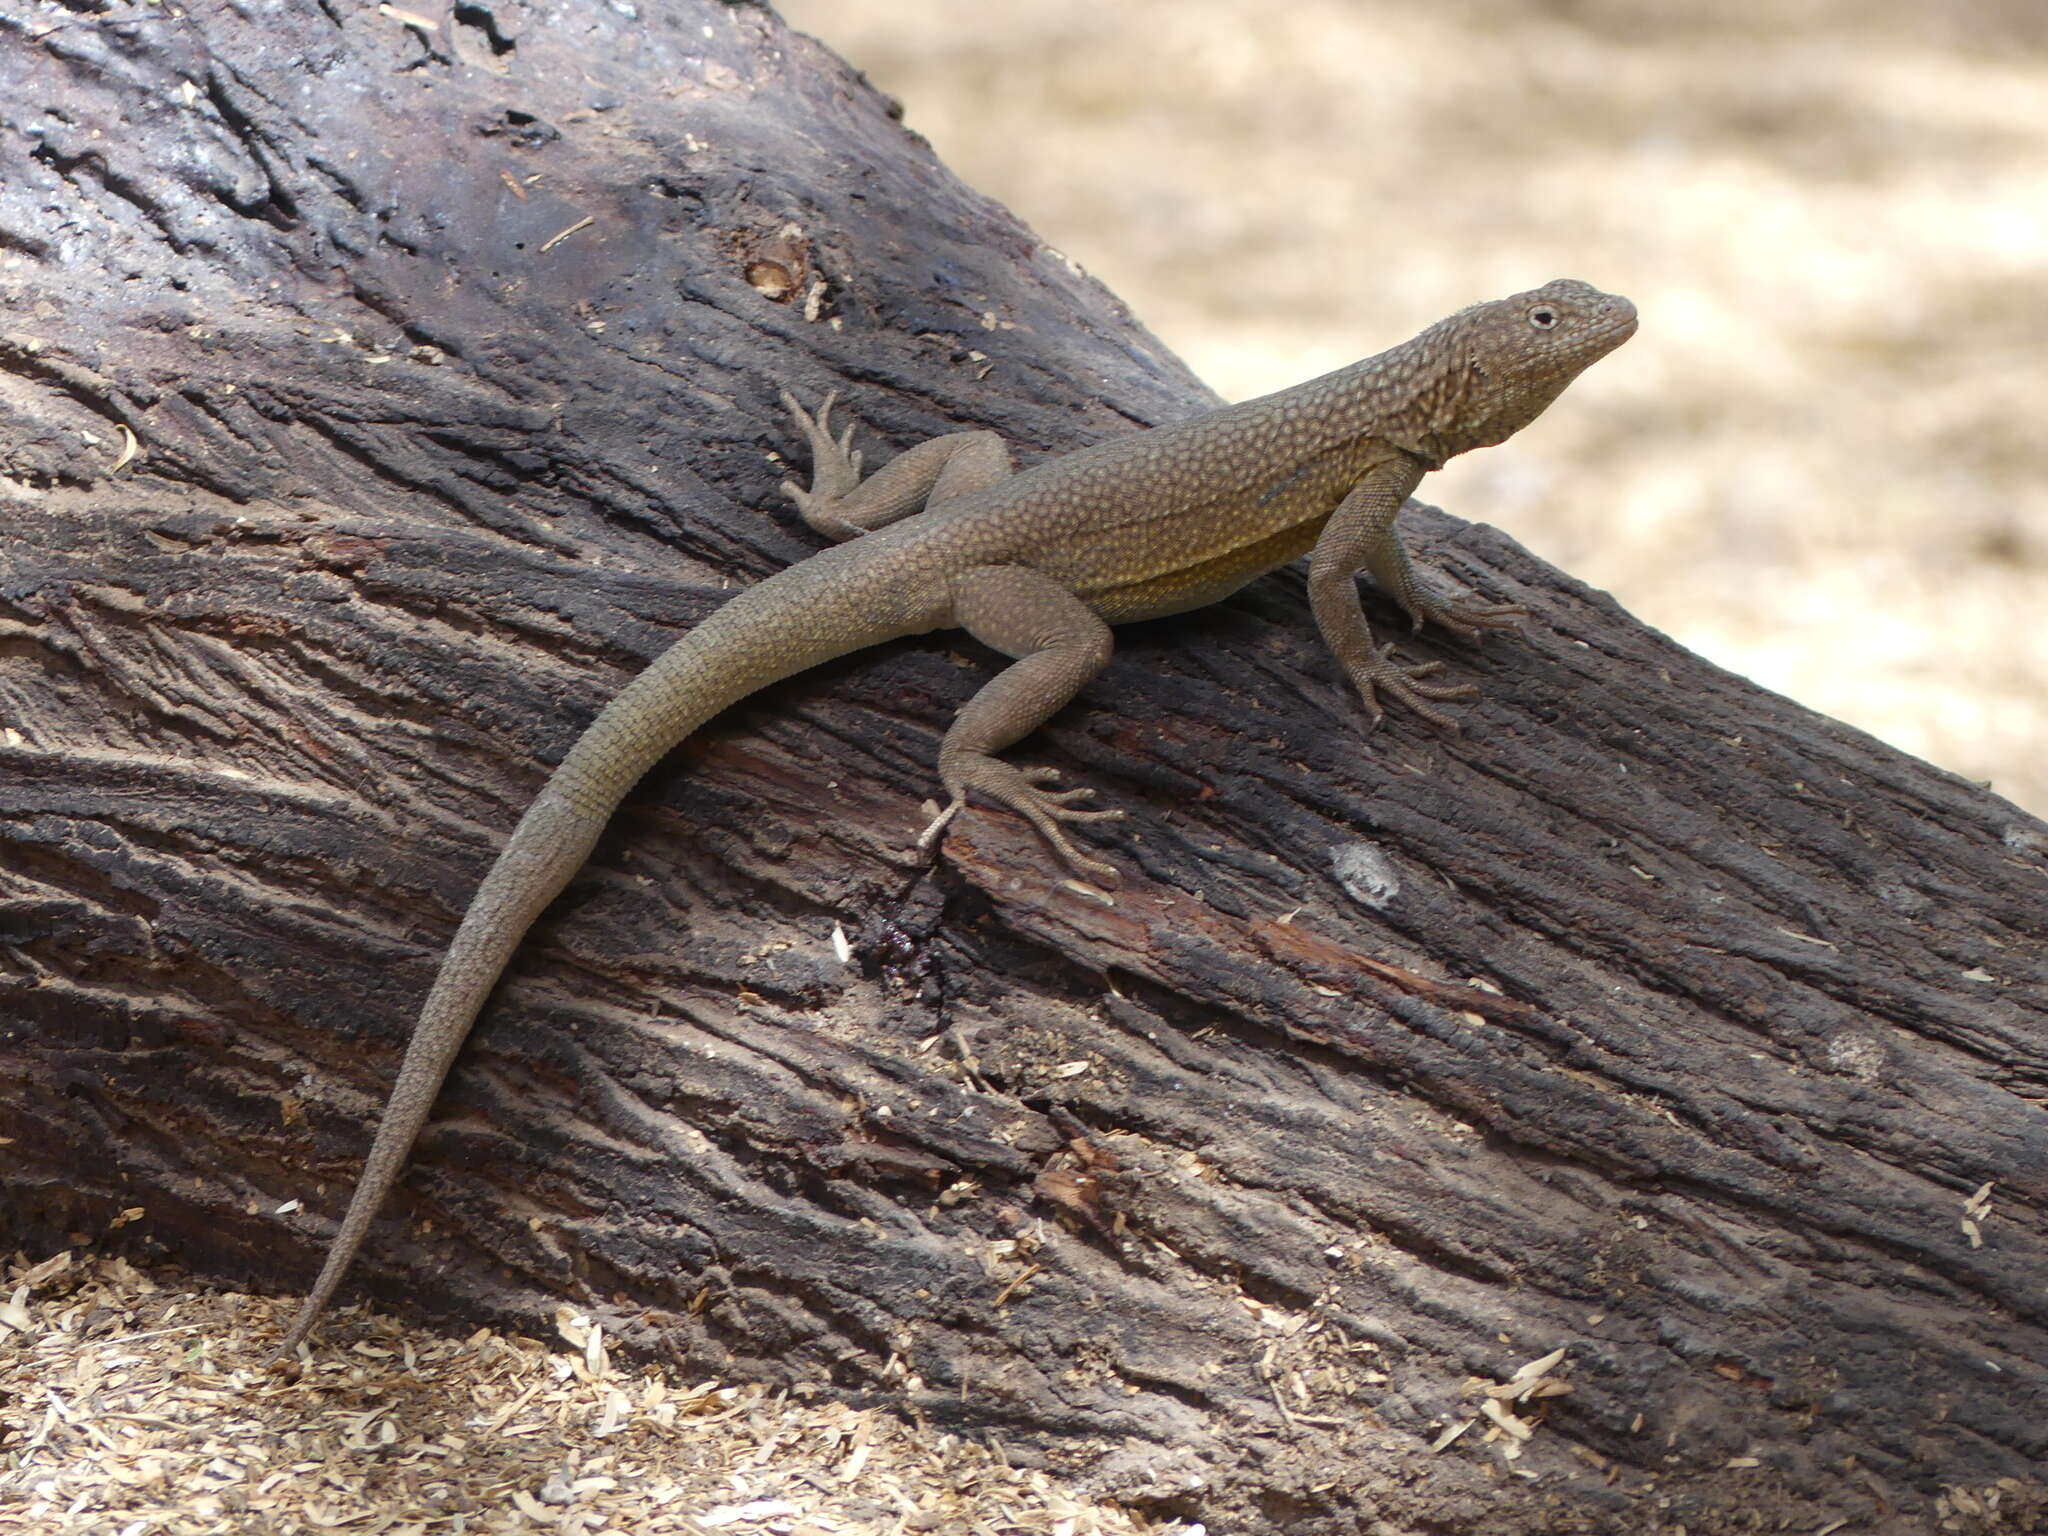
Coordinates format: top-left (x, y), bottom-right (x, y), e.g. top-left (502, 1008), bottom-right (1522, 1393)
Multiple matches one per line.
top-left (778, 388), bottom-right (865, 507)
top-left (1350, 645), bottom-right (1481, 728)
top-left (940, 757), bottom-right (1125, 884)
top-left (1415, 596), bottom-right (1529, 640)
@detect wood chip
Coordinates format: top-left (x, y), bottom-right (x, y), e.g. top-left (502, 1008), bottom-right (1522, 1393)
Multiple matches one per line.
top-left (1479, 1398), bottom-right (1534, 1441)
top-left (541, 215), bottom-right (596, 252)
top-left (1428, 1418), bottom-right (1475, 1453)
top-left (1510, 1346), bottom-right (1567, 1383)
top-left (378, 3), bottom-right (437, 32)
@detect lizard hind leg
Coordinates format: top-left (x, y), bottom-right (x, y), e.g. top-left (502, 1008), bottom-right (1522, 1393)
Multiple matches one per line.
top-left (778, 389), bottom-right (1014, 542)
top-left (928, 565), bottom-right (1124, 887)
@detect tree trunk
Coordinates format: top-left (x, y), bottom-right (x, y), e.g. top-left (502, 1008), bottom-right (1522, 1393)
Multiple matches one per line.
top-left (2, 4), bottom-right (2043, 1533)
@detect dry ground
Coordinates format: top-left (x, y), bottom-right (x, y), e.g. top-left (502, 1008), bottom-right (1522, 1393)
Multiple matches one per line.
top-left (776, 0), bottom-right (2048, 815)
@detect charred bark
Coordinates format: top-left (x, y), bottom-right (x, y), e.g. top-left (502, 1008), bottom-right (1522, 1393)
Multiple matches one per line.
top-left (1, 4), bottom-right (2043, 1533)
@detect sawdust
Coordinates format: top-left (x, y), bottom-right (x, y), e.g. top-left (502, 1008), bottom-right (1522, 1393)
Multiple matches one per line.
top-left (0, 1249), bottom-right (1192, 1536)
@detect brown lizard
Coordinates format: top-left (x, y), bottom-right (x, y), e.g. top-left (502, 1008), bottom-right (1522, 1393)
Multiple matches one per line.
top-left (273, 278), bottom-right (1637, 1353)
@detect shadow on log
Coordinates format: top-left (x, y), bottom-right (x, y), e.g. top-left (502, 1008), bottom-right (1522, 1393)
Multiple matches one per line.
top-left (1, 4), bottom-right (2044, 1533)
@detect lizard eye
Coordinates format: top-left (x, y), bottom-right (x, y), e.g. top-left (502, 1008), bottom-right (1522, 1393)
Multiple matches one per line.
top-left (1528, 305), bottom-right (1559, 329)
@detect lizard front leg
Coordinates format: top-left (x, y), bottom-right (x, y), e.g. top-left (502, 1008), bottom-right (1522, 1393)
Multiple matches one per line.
top-left (1308, 456), bottom-right (1525, 727)
top-left (925, 565), bottom-right (1124, 886)
top-left (779, 391), bottom-right (1014, 542)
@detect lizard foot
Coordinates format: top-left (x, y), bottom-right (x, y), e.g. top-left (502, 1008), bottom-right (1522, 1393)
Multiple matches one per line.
top-left (778, 389), bottom-right (866, 531)
top-left (1402, 587), bottom-right (1528, 641)
top-left (1347, 643), bottom-right (1481, 729)
top-left (928, 759), bottom-right (1124, 887)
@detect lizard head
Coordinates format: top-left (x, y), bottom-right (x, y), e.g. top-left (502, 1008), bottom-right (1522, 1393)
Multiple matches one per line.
top-left (1416, 279), bottom-right (1637, 462)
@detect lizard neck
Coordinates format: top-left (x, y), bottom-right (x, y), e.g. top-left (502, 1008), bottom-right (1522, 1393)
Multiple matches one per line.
top-left (1284, 354), bottom-right (1456, 471)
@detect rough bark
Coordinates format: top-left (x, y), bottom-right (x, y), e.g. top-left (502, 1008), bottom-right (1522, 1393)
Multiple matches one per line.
top-left (2, 4), bottom-right (2044, 1534)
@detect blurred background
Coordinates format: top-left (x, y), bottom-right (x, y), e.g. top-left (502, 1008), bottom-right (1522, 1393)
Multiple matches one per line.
top-left (775, 0), bottom-right (2048, 816)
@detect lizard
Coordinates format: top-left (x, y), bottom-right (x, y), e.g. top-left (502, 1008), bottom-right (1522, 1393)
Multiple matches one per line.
top-left (272, 277), bottom-right (1637, 1354)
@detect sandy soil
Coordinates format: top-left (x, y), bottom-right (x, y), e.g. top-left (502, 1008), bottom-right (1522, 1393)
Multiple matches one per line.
top-left (776, 0), bottom-right (2048, 816)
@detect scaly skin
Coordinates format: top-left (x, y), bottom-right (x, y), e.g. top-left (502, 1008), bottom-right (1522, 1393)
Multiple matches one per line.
top-left (274, 279), bottom-right (1636, 1353)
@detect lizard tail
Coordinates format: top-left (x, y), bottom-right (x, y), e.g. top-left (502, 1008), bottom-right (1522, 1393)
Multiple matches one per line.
top-left (275, 571), bottom-right (910, 1355)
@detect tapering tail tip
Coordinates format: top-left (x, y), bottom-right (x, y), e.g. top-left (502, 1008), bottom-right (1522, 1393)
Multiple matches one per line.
top-left (267, 568), bottom-right (888, 1362)
top-left (268, 1270), bottom-right (344, 1362)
